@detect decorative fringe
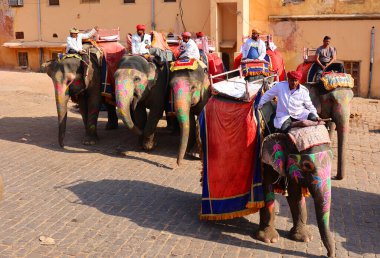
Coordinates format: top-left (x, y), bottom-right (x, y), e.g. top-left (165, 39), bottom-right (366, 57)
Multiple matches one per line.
top-left (199, 208), bottom-right (259, 221)
top-left (242, 71), bottom-right (270, 77)
top-left (302, 187), bottom-right (311, 197)
top-left (246, 201), bottom-right (265, 210)
top-left (196, 119), bottom-right (204, 186)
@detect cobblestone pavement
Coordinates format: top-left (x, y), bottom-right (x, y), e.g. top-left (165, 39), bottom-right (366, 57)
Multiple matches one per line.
top-left (0, 70), bottom-right (379, 258)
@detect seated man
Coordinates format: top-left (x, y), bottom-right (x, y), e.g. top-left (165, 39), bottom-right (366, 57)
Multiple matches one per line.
top-left (258, 71), bottom-right (320, 133)
top-left (66, 26), bottom-right (98, 54)
top-left (178, 32), bottom-right (200, 60)
top-left (315, 36), bottom-right (336, 81)
top-left (131, 24), bottom-right (151, 55)
top-left (241, 29), bottom-right (266, 61)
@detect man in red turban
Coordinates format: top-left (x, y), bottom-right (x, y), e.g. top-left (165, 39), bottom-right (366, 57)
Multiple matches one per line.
top-left (258, 70), bottom-right (320, 132)
top-left (131, 24), bottom-right (151, 55)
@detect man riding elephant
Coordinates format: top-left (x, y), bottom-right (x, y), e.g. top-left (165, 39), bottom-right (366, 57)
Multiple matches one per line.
top-left (258, 70), bottom-right (321, 133)
top-left (131, 24), bottom-right (151, 55)
top-left (241, 29), bottom-right (266, 61)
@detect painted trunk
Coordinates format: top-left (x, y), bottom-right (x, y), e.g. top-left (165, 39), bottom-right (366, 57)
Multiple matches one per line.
top-left (288, 150), bottom-right (334, 257)
top-left (54, 81), bottom-right (70, 147)
top-left (173, 78), bottom-right (191, 165)
top-left (115, 74), bottom-right (142, 136)
top-left (332, 91), bottom-right (352, 179)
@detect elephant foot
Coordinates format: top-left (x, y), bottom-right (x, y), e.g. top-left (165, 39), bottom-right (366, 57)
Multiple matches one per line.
top-left (105, 122), bottom-right (118, 130)
top-left (332, 175), bottom-right (343, 180)
top-left (289, 226), bottom-right (313, 242)
top-left (142, 137), bottom-right (157, 151)
top-left (256, 227), bottom-right (279, 243)
top-left (82, 135), bottom-right (99, 146)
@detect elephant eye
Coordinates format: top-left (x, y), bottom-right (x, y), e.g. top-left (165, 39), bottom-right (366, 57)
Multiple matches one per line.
top-left (133, 77), bottom-right (141, 83)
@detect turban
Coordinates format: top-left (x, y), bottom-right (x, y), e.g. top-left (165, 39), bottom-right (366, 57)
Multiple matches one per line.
top-left (182, 32), bottom-right (191, 37)
top-left (69, 28), bottom-right (79, 34)
top-left (196, 31), bottom-right (204, 37)
top-left (252, 29), bottom-right (261, 34)
top-left (136, 24), bottom-right (146, 31)
top-left (287, 71), bottom-right (303, 81)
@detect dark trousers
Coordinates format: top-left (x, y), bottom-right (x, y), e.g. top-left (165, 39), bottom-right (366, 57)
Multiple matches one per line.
top-left (280, 113), bottom-right (318, 133)
top-left (315, 61), bottom-right (328, 82)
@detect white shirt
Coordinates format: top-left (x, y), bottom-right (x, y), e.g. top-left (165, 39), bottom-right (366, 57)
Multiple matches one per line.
top-left (241, 38), bottom-right (266, 60)
top-left (258, 81), bottom-right (318, 129)
top-left (131, 33), bottom-right (151, 55)
top-left (178, 39), bottom-right (200, 60)
top-left (66, 28), bottom-right (96, 53)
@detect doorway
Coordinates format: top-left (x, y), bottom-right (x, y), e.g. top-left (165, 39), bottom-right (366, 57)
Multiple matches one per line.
top-left (217, 2), bottom-right (237, 70)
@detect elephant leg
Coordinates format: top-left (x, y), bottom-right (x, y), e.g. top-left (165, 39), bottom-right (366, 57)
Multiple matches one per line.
top-left (77, 95), bottom-right (88, 130)
top-left (133, 103), bottom-right (147, 146)
top-left (185, 111), bottom-right (199, 159)
top-left (256, 165), bottom-right (279, 243)
top-left (142, 105), bottom-right (164, 151)
top-left (286, 180), bottom-right (313, 242)
top-left (327, 121), bottom-right (336, 140)
top-left (83, 90), bottom-right (101, 146)
top-left (105, 103), bottom-right (118, 130)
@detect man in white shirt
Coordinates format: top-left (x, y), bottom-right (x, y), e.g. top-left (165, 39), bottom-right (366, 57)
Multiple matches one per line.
top-left (66, 27), bottom-right (98, 54)
top-left (131, 24), bottom-right (151, 55)
top-left (258, 70), bottom-right (320, 132)
top-left (241, 29), bottom-right (266, 60)
top-left (178, 32), bottom-right (200, 60)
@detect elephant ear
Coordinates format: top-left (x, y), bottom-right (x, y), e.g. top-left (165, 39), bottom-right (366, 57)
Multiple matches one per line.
top-left (147, 62), bottom-right (158, 89)
top-left (261, 133), bottom-right (289, 177)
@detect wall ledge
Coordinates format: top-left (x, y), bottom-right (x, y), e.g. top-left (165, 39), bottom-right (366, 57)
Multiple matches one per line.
top-left (269, 14), bottom-right (380, 21)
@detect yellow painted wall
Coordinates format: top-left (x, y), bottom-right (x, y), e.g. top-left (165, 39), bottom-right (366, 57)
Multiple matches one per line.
top-left (0, 0), bottom-right (211, 70)
top-left (267, 0), bottom-right (380, 16)
top-left (271, 20), bottom-right (380, 98)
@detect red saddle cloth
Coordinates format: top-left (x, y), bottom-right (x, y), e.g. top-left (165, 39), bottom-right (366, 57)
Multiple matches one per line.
top-left (98, 42), bottom-right (126, 88)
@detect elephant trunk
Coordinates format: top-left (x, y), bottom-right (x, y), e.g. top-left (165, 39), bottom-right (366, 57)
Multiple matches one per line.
top-left (115, 78), bottom-right (142, 136)
top-left (173, 79), bottom-right (191, 166)
top-left (54, 82), bottom-right (70, 147)
top-left (308, 153), bottom-right (334, 258)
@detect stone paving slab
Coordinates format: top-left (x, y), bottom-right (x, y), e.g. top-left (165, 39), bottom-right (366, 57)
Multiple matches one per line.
top-left (0, 71), bottom-right (379, 257)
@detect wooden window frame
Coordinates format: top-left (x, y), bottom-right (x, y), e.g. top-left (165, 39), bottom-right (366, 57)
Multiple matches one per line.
top-left (80, 0), bottom-right (100, 3)
top-left (49, 0), bottom-right (60, 6)
top-left (343, 60), bottom-right (361, 96)
top-left (15, 32), bottom-right (24, 39)
top-left (123, 0), bottom-right (136, 3)
top-left (8, 0), bottom-right (23, 7)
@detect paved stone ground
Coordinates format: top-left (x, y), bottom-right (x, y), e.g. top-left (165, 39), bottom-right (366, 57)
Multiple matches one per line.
top-left (0, 70), bottom-right (379, 258)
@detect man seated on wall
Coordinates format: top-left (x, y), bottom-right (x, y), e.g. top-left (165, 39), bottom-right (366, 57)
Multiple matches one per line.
top-left (258, 71), bottom-right (320, 133)
top-left (315, 36), bottom-right (338, 81)
top-left (131, 24), bottom-right (152, 55)
top-left (178, 32), bottom-right (207, 69)
top-left (241, 29), bottom-right (266, 61)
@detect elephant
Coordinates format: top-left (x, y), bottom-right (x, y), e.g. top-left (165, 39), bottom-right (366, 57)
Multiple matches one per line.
top-left (306, 84), bottom-right (353, 180)
top-left (169, 64), bottom-right (211, 165)
top-left (257, 103), bottom-right (334, 257)
top-left (114, 50), bottom-right (170, 150)
top-left (297, 61), bottom-right (353, 180)
top-left (46, 45), bottom-right (118, 147)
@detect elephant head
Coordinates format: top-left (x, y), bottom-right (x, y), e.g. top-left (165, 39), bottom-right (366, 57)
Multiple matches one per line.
top-left (114, 55), bottom-right (158, 136)
top-left (261, 133), bottom-right (334, 257)
top-left (46, 50), bottom-right (100, 147)
top-left (170, 66), bottom-right (210, 166)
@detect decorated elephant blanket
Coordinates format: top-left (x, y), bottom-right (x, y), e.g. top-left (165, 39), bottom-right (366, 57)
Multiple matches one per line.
top-left (241, 59), bottom-right (270, 77)
top-left (98, 42), bottom-right (126, 104)
top-left (288, 125), bottom-right (331, 152)
top-left (321, 72), bottom-right (354, 91)
top-left (199, 95), bottom-right (265, 220)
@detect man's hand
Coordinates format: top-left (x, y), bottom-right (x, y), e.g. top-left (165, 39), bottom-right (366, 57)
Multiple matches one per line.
top-left (79, 50), bottom-right (86, 54)
top-left (145, 45), bottom-right (151, 49)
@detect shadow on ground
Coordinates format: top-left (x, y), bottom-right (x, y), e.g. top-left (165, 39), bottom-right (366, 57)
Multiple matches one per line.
top-left (62, 179), bottom-right (380, 257)
top-left (0, 115), bottom-right (179, 168)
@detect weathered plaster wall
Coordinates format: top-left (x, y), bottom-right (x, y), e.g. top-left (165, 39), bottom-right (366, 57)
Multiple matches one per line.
top-left (0, 4), bottom-right (15, 69)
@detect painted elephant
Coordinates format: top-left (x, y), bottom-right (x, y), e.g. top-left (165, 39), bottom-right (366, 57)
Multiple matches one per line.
top-left (306, 84), bottom-right (353, 180)
top-left (114, 51), bottom-right (169, 150)
top-left (297, 61), bottom-right (354, 179)
top-left (46, 45), bottom-right (118, 147)
top-left (259, 132), bottom-right (334, 257)
top-left (169, 65), bottom-right (211, 165)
